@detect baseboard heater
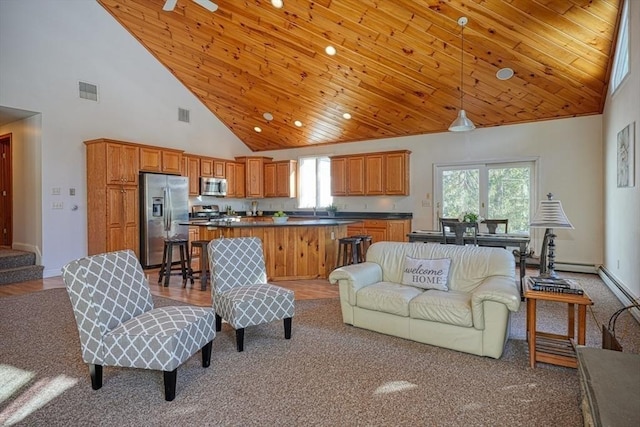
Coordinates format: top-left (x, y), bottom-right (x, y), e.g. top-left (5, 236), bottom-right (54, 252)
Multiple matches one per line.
top-left (598, 266), bottom-right (640, 324)
top-left (554, 262), bottom-right (597, 274)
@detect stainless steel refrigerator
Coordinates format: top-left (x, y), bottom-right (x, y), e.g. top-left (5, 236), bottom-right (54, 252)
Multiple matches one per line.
top-left (140, 173), bottom-right (189, 269)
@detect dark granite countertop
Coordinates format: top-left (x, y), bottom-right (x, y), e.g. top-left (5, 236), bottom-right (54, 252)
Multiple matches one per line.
top-left (268, 211), bottom-right (413, 220)
top-left (182, 218), bottom-right (359, 227)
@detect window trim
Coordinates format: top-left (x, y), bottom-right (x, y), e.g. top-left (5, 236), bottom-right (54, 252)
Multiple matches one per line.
top-left (610, 0), bottom-right (630, 95)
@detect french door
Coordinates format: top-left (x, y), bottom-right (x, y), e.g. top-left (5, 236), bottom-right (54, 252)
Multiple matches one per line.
top-left (434, 160), bottom-right (536, 234)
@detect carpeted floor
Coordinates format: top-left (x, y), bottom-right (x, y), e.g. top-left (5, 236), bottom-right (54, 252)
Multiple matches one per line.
top-left (0, 273), bottom-right (638, 426)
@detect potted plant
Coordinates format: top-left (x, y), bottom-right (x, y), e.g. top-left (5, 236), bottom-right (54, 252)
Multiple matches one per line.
top-left (326, 203), bottom-right (338, 217)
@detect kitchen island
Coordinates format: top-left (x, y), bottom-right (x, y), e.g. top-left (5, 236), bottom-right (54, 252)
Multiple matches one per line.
top-left (184, 218), bottom-right (356, 281)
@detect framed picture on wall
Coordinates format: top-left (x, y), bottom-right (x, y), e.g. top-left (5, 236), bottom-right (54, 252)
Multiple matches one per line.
top-left (617, 122), bottom-right (635, 188)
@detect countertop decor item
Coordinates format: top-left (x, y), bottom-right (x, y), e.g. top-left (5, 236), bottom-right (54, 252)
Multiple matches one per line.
top-left (326, 203), bottom-right (338, 217)
top-left (273, 210), bottom-right (288, 224)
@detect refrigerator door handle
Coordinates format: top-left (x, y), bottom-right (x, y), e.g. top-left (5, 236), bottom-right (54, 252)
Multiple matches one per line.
top-left (164, 187), bottom-right (172, 231)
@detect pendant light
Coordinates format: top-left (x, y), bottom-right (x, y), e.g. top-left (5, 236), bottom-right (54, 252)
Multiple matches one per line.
top-left (449, 17), bottom-right (476, 132)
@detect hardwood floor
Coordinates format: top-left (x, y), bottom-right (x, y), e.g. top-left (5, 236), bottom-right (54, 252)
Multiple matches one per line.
top-left (0, 263), bottom-right (339, 306)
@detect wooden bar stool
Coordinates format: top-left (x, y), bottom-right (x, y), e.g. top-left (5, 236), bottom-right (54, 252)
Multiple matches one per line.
top-left (158, 238), bottom-right (194, 287)
top-left (190, 239), bottom-right (212, 291)
top-left (351, 235), bottom-right (373, 262)
top-left (336, 237), bottom-right (362, 268)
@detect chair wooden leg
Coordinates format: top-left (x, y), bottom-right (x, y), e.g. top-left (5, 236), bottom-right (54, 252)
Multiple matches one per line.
top-left (284, 317), bottom-right (292, 339)
top-left (202, 341), bottom-right (213, 368)
top-left (215, 314), bottom-right (222, 332)
top-left (236, 328), bottom-right (245, 352)
top-left (89, 364), bottom-right (103, 390)
top-left (164, 369), bottom-right (177, 401)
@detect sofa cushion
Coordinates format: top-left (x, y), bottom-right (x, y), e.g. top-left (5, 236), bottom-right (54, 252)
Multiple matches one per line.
top-left (409, 290), bottom-right (473, 327)
top-left (401, 257), bottom-right (451, 291)
top-left (357, 282), bottom-right (424, 317)
top-left (366, 242), bottom-right (515, 294)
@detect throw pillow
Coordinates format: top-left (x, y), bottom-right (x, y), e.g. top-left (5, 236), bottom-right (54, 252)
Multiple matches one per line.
top-left (402, 257), bottom-right (451, 291)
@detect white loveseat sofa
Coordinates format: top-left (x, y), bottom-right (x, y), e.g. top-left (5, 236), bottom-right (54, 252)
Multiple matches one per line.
top-left (328, 242), bottom-right (521, 358)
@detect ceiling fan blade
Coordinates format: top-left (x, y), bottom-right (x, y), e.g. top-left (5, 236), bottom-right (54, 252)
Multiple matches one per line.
top-left (162, 0), bottom-right (178, 11)
top-left (192, 0), bottom-right (218, 12)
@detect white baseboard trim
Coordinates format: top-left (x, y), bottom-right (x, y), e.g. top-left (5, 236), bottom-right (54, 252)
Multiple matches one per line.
top-left (598, 267), bottom-right (640, 324)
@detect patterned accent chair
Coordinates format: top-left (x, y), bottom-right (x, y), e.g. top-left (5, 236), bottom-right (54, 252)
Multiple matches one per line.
top-left (208, 237), bottom-right (295, 352)
top-left (61, 250), bottom-right (216, 401)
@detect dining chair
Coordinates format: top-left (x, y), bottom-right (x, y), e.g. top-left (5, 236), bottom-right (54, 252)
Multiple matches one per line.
top-left (208, 237), bottom-right (295, 352)
top-left (440, 219), bottom-right (478, 246)
top-left (483, 219), bottom-right (509, 234)
top-left (62, 249), bottom-right (216, 401)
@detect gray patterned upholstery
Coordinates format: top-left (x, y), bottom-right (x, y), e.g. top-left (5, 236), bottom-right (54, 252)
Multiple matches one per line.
top-left (208, 237), bottom-right (294, 351)
top-left (61, 249), bottom-right (216, 400)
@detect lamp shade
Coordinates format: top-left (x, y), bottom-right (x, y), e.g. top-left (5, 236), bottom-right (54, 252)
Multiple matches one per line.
top-left (530, 197), bottom-right (574, 229)
top-left (448, 109), bottom-right (476, 132)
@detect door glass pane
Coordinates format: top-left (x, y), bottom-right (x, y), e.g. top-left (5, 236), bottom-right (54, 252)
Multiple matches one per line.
top-left (441, 168), bottom-right (479, 218)
top-left (487, 167), bottom-right (530, 233)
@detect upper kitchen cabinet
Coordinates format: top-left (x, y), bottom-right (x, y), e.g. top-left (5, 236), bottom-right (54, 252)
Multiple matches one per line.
top-left (236, 156), bottom-right (272, 199)
top-left (226, 161), bottom-right (246, 198)
top-left (139, 146), bottom-right (183, 175)
top-left (264, 160), bottom-right (297, 198)
top-left (183, 154), bottom-right (201, 196)
top-left (384, 151), bottom-right (410, 195)
top-left (330, 150), bottom-right (410, 196)
top-left (86, 139), bottom-right (139, 186)
top-left (201, 157), bottom-right (226, 178)
top-left (330, 157), bottom-right (347, 196)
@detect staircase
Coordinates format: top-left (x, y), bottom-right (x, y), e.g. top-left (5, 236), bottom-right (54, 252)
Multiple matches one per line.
top-left (0, 249), bottom-right (45, 285)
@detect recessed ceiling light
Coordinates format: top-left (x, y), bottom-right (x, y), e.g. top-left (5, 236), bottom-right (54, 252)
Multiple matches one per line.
top-left (271, 0), bottom-right (284, 8)
top-left (496, 67), bottom-right (514, 80)
top-left (263, 112), bottom-right (274, 121)
top-left (254, 126), bottom-right (262, 133)
top-left (325, 45), bottom-right (337, 56)
top-left (294, 120), bottom-right (303, 127)
top-left (342, 112), bottom-right (351, 120)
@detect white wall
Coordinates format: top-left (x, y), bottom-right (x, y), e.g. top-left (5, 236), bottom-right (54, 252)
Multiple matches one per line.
top-left (602, 0), bottom-right (640, 301)
top-left (0, 0), bottom-right (249, 276)
top-left (0, 0), bottom-right (606, 278)
top-left (260, 115), bottom-right (604, 269)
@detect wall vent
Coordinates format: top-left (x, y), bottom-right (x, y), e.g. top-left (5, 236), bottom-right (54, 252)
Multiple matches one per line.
top-left (178, 108), bottom-right (190, 123)
top-left (79, 81), bottom-right (98, 101)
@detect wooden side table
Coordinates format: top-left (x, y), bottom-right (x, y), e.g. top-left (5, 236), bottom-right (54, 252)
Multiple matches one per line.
top-left (524, 278), bottom-right (593, 368)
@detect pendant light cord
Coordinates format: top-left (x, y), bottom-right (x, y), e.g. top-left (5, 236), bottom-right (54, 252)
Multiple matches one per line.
top-left (460, 21), bottom-right (464, 110)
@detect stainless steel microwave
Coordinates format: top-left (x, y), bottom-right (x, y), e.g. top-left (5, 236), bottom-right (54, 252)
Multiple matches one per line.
top-left (200, 177), bottom-right (227, 197)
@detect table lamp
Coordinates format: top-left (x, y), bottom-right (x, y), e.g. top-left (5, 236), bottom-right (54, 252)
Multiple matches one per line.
top-left (530, 193), bottom-right (574, 278)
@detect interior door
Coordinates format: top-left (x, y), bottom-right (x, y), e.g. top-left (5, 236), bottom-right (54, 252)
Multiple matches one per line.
top-left (0, 134), bottom-right (12, 247)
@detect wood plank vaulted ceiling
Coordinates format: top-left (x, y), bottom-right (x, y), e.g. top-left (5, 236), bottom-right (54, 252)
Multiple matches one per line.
top-left (98, 0), bottom-right (623, 152)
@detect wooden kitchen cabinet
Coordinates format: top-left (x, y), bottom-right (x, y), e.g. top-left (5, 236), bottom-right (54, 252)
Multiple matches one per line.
top-left (226, 161), bottom-right (246, 198)
top-left (104, 141), bottom-right (139, 185)
top-left (330, 150), bottom-right (410, 196)
top-left (139, 147), bottom-right (182, 174)
top-left (106, 186), bottom-right (139, 255)
top-left (85, 139), bottom-right (141, 257)
top-left (384, 151), bottom-right (410, 195)
top-left (264, 160), bottom-right (297, 198)
top-left (200, 157), bottom-right (214, 177)
top-left (365, 153), bottom-right (384, 195)
top-left (347, 219), bottom-right (412, 243)
top-left (201, 157), bottom-right (225, 178)
top-left (330, 157), bottom-right (347, 196)
top-left (236, 156), bottom-right (272, 199)
top-left (183, 155), bottom-right (201, 196)
top-left (347, 156), bottom-right (365, 196)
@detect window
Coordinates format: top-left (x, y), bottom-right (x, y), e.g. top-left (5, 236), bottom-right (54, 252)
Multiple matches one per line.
top-left (435, 160), bottom-right (536, 234)
top-left (610, 0), bottom-right (629, 93)
top-left (298, 156), bottom-right (332, 209)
